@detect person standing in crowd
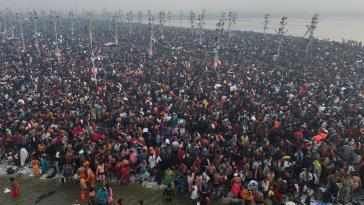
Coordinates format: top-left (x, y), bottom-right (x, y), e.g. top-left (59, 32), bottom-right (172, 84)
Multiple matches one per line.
top-left (89, 187), bottom-right (96, 205)
top-left (31, 156), bottom-right (41, 177)
top-left (199, 189), bottom-right (211, 205)
top-left (163, 183), bottom-right (174, 204)
top-left (96, 187), bottom-right (108, 205)
top-left (191, 182), bottom-right (199, 205)
top-left (0, 10), bottom-right (363, 205)
top-left (10, 177), bottom-right (20, 198)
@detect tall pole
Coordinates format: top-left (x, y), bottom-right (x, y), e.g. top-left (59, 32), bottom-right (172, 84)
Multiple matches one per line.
top-left (179, 10), bottom-right (183, 32)
top-left (189, 10), bottom-right (196, 36)
top-left (148, 11), bottom-right (154, 57)
top-left (51, 14), bottom-right (59, 49)
top-left (87, 11), bottom-right (95, 59)
top-left (303, 13), bottom-right (319, 57)
top-left (16, 12), bottom-right (25, 50)
top-left (197, 10), bottom-right (206, 45)
top-left (0, 11), bottom-right (2, 36)
top-left (112, 15), bottom-right (120, 43)
top-left (32, 10), bottom-right (38, 35)
top-left (303, 13), bottom-right (319, 39)
top-left (227, 11), bottom-right (236, 40)
top-left (3, 12), bottom-right (7, 37)
top-left (40, 9), bottom-right (46, 34)
top-left (158, 11), bottom-right (166, 40)
top-left (87, 11), bottom-right (97, 86)
top-left (10, 12), bottom-right (15, 38)
top-left (126, 11), bottom-right (133, 36)
top-left (50, 12), bottom-right (61, 62)
top-left (69, 10), bottom-right (74, 39)
top-left (263, 13), bottom-right (270, 33)
top-left (167, 11), bottom-right (171, 32)
top-left (276, 16), bottom-right (288, 59)
top-left (214, 13), bottom-right (225, 68)
top-left (137, 11), bottom-right (142, 34)
top-left (168, 11), bottom-right (171, 27)
top-left (0, 12), bottom-right (2, 37)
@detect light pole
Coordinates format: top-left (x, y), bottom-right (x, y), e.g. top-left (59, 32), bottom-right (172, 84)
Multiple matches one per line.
top-left (158, 11), bottom-right (166, 40)
top-left (126, 11), bottom-right (133, 36)
top-left (30, 10), bottom-right (38, 35)
top-left (303, 13), bottom-right (319, 39)
top-left (16, 12), bottom-right (25, 50)
top-left (302, 13), bottom-right (319, 59)
top-left (69, 9), bottom-right (74, 39)
top-left (86, 11), bottom-right (95, 59)
top-left (189, 10), bottom-right (196, 36)
top-left (214, 13), bottom-right (225, 68)
top-left (276, 15), bottom-right (288, 60)
top-left (263, 13), bottom-right (270, 34)
top-left (227, 11), bottom-right (236, 40)
top-left (179, 10), bottom-right (183, 33)
top-left (148, 11), bottom-right (155, 57)
top-left (50, 12), bottom-right (61, 62)
top-left (137, 11), bottom-right (143, 34)
top-left (112, 15), bottom-right (121, 44)
top-left (197, 10), bottom-right (206, 45)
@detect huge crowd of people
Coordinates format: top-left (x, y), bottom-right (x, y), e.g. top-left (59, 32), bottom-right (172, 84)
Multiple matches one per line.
top-left (0, 11), bottom-right (364, 205)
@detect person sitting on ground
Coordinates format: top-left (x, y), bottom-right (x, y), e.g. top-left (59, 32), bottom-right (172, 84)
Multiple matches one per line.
top-left (163, 183), bottom-right (175, 204)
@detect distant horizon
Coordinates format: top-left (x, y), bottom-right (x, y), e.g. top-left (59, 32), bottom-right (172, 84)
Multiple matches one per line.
top-left (1, 0), bottom-right (364, 18)
top-left (1, 1), bottom-right (363, 42)
top-left (1, 6), bottom-right (364, 19)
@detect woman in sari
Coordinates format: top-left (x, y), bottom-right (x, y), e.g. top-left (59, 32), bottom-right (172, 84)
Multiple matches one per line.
top-left (31, 157), bottom-right (41, 177)
top-left (79, 166), bottom-right (88, 201)
top-left (10, 177), bottom-right (20, 198)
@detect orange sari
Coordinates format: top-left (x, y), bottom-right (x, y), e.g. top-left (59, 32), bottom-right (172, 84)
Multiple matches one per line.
top-left (32, 160), bottom-right (41, 177)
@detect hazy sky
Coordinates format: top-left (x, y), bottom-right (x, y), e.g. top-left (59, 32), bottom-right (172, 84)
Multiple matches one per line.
top-left (1, 0), bottom-right (364, 16)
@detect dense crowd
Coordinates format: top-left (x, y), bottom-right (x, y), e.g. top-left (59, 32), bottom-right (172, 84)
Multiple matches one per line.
top-left (0, 12), bottom-right (364, 205)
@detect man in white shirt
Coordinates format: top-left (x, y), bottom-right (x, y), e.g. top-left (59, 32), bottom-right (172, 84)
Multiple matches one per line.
top-left (191, 183), bottom-right (199, 205)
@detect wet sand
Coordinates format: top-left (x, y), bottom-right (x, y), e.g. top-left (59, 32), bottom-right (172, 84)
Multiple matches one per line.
top-left (0, 176), bottom-right (228, 205)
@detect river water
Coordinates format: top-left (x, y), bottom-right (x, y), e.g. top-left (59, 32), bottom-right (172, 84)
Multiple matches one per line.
top-left (0, 176), bottom-right (225, 205)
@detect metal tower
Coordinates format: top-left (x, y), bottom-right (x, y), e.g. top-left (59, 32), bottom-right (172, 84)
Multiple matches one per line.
top-left (263, 13), bottom-right (270, 33)
top-left (86, 11), bottom-right (95, 59)
top-left (189, 10), bottom-right (196, 35)
top-left (30, 10), bottom-right (38, 35)
top-left (303, 13), bottom-right (319, 39)
top-left (197, 10), bottom-right (206, 45)
top-left (275, 16), bottom-right (288, 60)
top-left (69, 10), bottom-right (74, 39)
top-left (148, 11), bottom-right (155, 57)
top-left (179, 10), bottom-right (183, 32)
top-left (158, 11), bottom-right (166, 40)
top-left (112, 14), bottom-right (121, 43)
top-left (213, 13), bottom-right (225, 68)
top-left (137, 11), bottom-right (143, 33)
top-left (126, 11), bottom-right (134, 35)
top-left (16, 12), bottom-right (25, 49)
top-left (227, 11), bottom-right (237, 40)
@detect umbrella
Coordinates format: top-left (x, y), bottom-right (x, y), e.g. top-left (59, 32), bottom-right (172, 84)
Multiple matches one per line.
top-left (313, 133), bottom-right (328, 142)
top-left (214, 83), bottom-right (222, 89)
top-left (282, 155), bottom-right (291, 160)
